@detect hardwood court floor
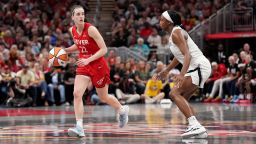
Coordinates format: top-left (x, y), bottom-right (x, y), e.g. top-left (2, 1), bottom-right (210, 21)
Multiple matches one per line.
top-left (0, 103), bottom-right (255, 144)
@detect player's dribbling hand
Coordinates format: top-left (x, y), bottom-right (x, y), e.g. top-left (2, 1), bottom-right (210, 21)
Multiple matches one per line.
top-left (173, 74), bottom-right (185, 88)
top-left (76, 58), bottom-right (90, 66)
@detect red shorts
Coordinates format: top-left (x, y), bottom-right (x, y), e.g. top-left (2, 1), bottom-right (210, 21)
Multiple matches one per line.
top-left (76, 57), bottom-right (111, 88)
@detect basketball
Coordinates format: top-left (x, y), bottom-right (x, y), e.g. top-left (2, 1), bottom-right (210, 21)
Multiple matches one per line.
top-left (48, 47), bottom-right (68, 67)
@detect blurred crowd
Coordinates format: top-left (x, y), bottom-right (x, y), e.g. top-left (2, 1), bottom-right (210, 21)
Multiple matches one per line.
top-left (202, 43), bottom-right (256, 103)
top-left (110, 0), bottom-right (229, 59)
top-left (0, 0), bottom-right (255, 107)
top-left (0, 0), bottom-right (88, 106)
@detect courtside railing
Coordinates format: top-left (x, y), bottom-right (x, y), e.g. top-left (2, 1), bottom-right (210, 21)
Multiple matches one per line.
top-left (189, 3), bottom-right (255, 50)
top-left (108, 47), bottom-right (147, 62)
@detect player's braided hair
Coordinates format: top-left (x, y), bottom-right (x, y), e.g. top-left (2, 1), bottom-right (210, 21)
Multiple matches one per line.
top-left (167, 10), bottom-right (185, 29)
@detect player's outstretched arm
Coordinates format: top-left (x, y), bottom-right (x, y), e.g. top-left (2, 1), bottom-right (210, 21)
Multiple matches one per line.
top-left (165, 57), bottom-right (180, 72)
top-left (154, 57), bottom-right (179, 81)
top-left (86, 26), bottom-right (108, 63)
top-left (65, 44), bottom-right (78, 53)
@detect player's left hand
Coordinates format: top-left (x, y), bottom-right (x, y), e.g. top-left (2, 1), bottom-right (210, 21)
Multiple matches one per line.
top-left (173, 74), bottom-right (185, 88)
top-left (76, 58), bottom-right (90, 66)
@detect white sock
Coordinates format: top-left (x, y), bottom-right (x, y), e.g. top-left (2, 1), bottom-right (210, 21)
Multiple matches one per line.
top-left (76, 119), bottom-right (83, 128)
top-left (188, 116), bottom-right (200, 126)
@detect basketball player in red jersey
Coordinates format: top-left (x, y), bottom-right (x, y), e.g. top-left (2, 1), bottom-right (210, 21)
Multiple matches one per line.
top-left (64, 5), bottom-right (129, 137)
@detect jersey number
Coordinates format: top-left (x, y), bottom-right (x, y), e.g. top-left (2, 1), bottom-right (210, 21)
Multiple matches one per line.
top-left (81, 47), bottom-right (87, 53)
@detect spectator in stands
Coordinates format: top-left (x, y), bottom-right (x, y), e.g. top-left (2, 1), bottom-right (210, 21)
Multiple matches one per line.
top-left (8, 44), bottom-right (24, 72)
top-left (116, 75), bottom-right (141, 104)
top-left (0, 53), bottom-right (5, 68)
top-left (158, 35), bottom-right (169, 51)
top-left (111, 26), bottom-right (128, 47)
top-left (38, 48), bottom-right (50, 72)
top-left (149, 10), bottom-right (161, 26)
top-left (132, 37), bottom-right (150, 58)
top-left (31, 36), bottom-right (42, 56)
top-left (32, 62), bottom-right (49, 106)
top-left (139, 22), bottom-right (153, 40)
top-left (106, 50), bottom-right (117, 67)
top-left (157, 35), bottom-right (170, 63)
top-left (214, 43), bottom-right (226, 64)
top-left (42, 35), bottom-right (54, 51)
top-left (48, 68), bottom-right (65, 105)
top-left (203, 62), bottom-right (224, 102)
top-left (168, 68), bottom-right (181, 88)
top-left (138, 11), bottom-right (152, 30)
top-left (147, 51), bottom-right (159, 68)
top-left (25, 49), bottom-right (36, 62)
top-left (236, 54), bottom-right (255, 102)
top-left (125, 4), bottom-right (138, 19)
top-left (16, 64), bottom-right (36, 106)
top-left (219, 56), bottom-right (240, 102)
top-left (242, 43), bottom-right (254, 58)
top-left (206, 61), bottom-right (227, 102)
top-left (142, 77), bottom-right (165, 104)
top-left (162, 3), bottom-right (169, 12)
top-left (123, 60), bottom-right (135, 78)
top-left (134, 60), bottom-right (150, 94)
top-left (6, 78), bottom-right (33, 107)
top-left (127, 28), bottom-right (138, 47)
top-left (64, 64), bottom-right (76, 105)
top-left (250, 72), bottom-right (256, 102)
top-left (150, 61), bottom-right (165, 77)
top-left (147, 27), bottom-right (161, 49)
top-left (230, 53), bottom-right (248, 102)
top-left (0, 65), bottom-right (16, 104)
top-left (239, 51), bottom-right (247, 63)
top-left (90, 88), bottom-right (102, 105)
top-left (2, 30), bottom-right (15, 48)
top-left (232, 52), bottom-right (240, 64)
top-left (0, 42), bottom-right (9, 62)
top-left (109, 56), bottom-right (125, 94)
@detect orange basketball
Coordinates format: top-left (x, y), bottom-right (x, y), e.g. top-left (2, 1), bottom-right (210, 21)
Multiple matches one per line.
top-left (48, 47), bottom-right (68, 67)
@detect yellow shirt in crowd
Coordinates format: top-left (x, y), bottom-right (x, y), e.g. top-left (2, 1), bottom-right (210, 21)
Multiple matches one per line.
top-left (16, 70), bottom-right (35, 86)
top-left (145, 79), bottom-right (163, 97)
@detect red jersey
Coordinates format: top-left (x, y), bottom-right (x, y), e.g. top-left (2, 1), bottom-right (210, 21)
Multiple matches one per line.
top-left (72, 23), bottom-right (103, 61)
top-left (71, 22), bottom-right (111, 88)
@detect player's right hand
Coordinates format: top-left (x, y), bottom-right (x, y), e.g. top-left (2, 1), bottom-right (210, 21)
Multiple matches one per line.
top-left (76, 58), bottom-right (90, 67)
